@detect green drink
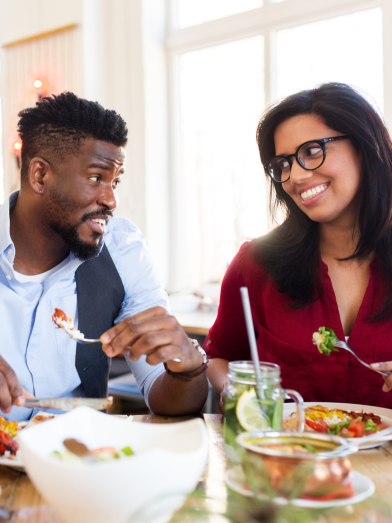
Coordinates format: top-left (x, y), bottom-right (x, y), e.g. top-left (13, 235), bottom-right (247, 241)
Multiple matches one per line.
top-left (223, 361), bottom-right (304, 463)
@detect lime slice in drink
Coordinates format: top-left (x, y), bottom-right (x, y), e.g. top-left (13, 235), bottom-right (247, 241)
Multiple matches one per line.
top-left (236, 388), bottom-right (271, 432)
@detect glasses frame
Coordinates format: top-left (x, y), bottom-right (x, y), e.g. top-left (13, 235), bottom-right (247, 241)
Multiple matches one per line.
top-left (264, 135), bottom-right (350, 183)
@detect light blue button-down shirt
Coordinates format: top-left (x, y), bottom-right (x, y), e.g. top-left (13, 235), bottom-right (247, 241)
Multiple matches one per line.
top-left (0, 191), bottom-right (167, 421)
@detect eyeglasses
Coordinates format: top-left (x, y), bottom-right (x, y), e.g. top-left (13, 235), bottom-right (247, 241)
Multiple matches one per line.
top-left (264, 135), bottom-right (350, 183)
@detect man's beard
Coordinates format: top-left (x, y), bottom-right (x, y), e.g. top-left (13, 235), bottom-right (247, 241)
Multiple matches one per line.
top-left (49, 220), bottom-right (103, 261)
top-left (45, 188), bottom-right (111, 261)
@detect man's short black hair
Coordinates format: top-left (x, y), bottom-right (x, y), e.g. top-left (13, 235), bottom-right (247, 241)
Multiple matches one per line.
top-left (17, 92), bottom-right (128, 181)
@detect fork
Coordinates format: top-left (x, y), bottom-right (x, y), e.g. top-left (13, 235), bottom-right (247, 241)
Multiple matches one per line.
top-left (75, 337), bottom-right (101, 345)
top-left (334, 340), bottom-right (389, 376)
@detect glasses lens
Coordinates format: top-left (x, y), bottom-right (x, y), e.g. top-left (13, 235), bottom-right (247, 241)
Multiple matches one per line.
top-left (298, 142), bottom-right (324, 170)
top-left (268, 156), bottom-right (291, 182)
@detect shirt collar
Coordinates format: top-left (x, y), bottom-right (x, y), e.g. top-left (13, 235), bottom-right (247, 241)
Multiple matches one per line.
top-left (0, 191), bottom-right (19, 256)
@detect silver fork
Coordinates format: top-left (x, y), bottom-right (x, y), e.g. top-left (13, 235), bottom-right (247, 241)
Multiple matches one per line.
top-left (75, 337), bottom-right (101, 345)
top-left (334, 340), bottom-right (389, 376)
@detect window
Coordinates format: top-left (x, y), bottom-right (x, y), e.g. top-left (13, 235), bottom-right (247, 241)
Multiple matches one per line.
top-left (179, 36), bottom-right (265, 288)
top-left (167, 0), bottom-right (388, 291)
top-left (276, 9), bottom-right (383, 111)
top-left (176, 0), bottom-right (263, 28)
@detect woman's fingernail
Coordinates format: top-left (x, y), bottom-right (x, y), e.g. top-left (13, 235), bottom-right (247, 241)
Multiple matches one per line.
top-left (371, 363), bottom-right (380, 368)
top-left (101, 334), bottom-right (110, 343)
top-left (106, 347), bottom-right (113, 357)
top-left (15, 396), bottom-right (25, 406)
top-left (382, 383), bottom-right (389, 392)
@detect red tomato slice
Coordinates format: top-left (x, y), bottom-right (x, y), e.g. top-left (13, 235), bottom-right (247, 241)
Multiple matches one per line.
top-left (305, 417), bottom-right (329, 433)
top-left (348, 420), bottom-right (365, 438)
top-left (376, 423), bottom-right (389, 430)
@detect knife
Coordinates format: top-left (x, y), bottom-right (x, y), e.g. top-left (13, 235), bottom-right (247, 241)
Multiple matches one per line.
top-left (24, 396), bottom-right (113, 411)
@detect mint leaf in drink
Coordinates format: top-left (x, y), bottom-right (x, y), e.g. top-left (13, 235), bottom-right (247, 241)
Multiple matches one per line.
top-left (312, 327), bottom-right (339, 356)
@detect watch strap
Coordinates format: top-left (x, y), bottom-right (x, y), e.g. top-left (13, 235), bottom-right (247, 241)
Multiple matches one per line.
top-left (163, 338), bottom-right (208, 382)
top-left (164, 361), bottom-right (208, 382)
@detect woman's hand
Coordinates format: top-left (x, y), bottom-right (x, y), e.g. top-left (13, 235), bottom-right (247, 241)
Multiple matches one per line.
top-left (370, 362), bottom-right (392, 392)
top-left (100, 306), bottom-right (203, 373)
top-left (219, 381), bottom-right (229, 414)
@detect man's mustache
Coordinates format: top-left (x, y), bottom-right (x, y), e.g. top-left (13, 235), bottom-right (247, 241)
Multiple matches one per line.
top-left (81, 209), bottom-right (114, 222)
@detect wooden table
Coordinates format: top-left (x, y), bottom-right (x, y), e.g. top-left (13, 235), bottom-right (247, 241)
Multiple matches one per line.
top-left (175, 310), bottom-right (217, 337)
top-left (0, 414), bottom-right (391, 522)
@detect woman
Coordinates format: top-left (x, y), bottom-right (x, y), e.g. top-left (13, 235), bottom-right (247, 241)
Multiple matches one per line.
top-left (206, 82), bottom-right (392, 411)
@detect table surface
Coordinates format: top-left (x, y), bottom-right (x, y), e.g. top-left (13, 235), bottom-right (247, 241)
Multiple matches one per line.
top-left (175, 310), bottom-right (217, 336)
top-left (0, 414), bottom-right (391, 523)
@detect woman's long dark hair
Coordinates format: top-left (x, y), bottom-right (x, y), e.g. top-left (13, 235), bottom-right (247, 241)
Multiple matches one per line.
top-left (255, 82), bottom-right (392, 321)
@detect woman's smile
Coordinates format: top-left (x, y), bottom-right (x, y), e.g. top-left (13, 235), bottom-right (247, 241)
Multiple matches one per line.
top-left (274, 114), bottom-right (362, 226)
top-left (299, 182), bottom-right (329, 204)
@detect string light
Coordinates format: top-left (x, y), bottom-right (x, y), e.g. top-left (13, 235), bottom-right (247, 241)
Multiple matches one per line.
top-left (33, 80), bottom-right (43, 89)
top-left (13, 142), bottom-right (22, 151)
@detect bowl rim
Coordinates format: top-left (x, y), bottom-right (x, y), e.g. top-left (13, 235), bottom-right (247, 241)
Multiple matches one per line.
top-left (236, 431), bottom-right (357, 460)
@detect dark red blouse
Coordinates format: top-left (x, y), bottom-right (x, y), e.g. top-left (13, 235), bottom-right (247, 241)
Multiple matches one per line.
top-left (205, 240), bottom-right (392, 408)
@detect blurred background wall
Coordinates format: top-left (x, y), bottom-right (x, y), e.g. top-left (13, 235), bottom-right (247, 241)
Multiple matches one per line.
top-left (0, 0), bottom-right (391, 294)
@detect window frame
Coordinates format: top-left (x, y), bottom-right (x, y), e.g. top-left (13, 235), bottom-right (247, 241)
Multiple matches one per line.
top-left (166, 0), bottom-right (392, 290)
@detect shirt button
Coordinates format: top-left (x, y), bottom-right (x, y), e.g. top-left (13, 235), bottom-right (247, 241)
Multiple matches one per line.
top-left (7, 248), bottom-right (12, 257)
top-left (31, 352), bottom-right (35, 358)
top-left (6, 275), bottom-right (11, 281)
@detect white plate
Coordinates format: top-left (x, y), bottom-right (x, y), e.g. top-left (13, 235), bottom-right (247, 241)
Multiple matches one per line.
top-left (226, 466), bottom-right (375, 508)
top-left (0, 414), bottom-right (133, 472)
top-left (283, 402), bottom-right (392, 449)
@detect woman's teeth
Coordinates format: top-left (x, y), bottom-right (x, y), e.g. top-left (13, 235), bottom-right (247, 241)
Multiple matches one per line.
top-left (300, 185), bottom-right (327, 201)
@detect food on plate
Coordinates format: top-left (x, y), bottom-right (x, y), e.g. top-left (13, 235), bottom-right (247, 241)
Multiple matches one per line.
top-left (52, 445), bottom-right (134, 463)
top-left (28, 413), bottom-right (56, 426)
top-left (283, 404), bottom-right (389, 437)
top-left (0, 412), bottom-right (57, 462)
top-left (0, 416), bottom-right (19, 437)
top-left (52, 308), bottom-right (85, 341)
top-left (312, 327), bottom-right (339, 356)
top-left (0, 431), bottom-right (18, 456)
top-left (0, 416), bottom-right (20, 457)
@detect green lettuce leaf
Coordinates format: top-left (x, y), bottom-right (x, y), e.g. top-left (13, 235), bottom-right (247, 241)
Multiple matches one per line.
top-left (312, 327), bottom-right (339, 356)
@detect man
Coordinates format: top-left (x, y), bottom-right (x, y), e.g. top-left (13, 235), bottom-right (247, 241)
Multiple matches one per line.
top-left (0, 92), bottom-right (208, 420)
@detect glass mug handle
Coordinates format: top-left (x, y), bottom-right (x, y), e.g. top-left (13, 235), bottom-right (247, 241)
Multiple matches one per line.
top-left (284, 389), bottom-right (305, 432)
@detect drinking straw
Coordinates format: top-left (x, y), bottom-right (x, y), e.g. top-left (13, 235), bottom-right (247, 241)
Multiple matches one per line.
top-left (240, 287), bottom-right (265, 400)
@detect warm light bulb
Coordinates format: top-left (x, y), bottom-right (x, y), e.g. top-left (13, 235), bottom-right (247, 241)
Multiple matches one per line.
top-left (33, 80), bottom-right (43, 89)
top-left (13, 142), bottom-right (22, 151)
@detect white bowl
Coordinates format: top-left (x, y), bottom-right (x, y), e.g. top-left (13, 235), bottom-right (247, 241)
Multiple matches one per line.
top-left (17, 407), bottom-right (209, 523)
top-left (168, 293), bottom-right (200, 313)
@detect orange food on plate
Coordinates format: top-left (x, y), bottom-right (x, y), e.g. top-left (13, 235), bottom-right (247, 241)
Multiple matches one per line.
top-left (0, 430), bottom-right (18, 456)
top-left (283, 404), bottom-right (388, 438)
top-left (0, 416), bottom-right (19, 437)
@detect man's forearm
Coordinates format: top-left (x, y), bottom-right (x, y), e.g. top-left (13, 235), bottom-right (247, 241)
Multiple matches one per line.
top-left (147, 370), bottom-right (208, 416)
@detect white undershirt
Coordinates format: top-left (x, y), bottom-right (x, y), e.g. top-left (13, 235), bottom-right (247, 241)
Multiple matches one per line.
top-left (14, 255), bottom-right (70, 284)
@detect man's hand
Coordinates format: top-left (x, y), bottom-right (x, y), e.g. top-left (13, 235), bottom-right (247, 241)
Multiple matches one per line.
top-left (371, 362), bottom-right (392, 392)
top-left (0, 356), bottom-right (27, 413)
top-left (100, 307), bottom-right (203, 373)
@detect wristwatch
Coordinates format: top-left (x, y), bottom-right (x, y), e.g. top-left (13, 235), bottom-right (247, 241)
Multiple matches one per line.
top-left (188, 338), bottom-right (208, 364)
top-left (164, 338), bottom-right (208, 382)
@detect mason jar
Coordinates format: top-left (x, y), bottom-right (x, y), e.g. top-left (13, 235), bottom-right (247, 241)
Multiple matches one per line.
top-left (224, 361), bottom-right (304, 463)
